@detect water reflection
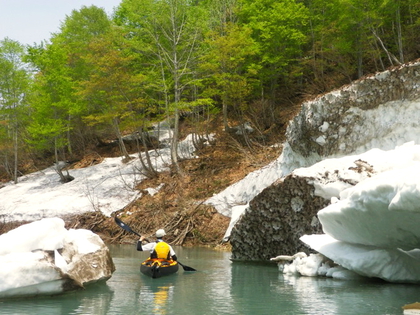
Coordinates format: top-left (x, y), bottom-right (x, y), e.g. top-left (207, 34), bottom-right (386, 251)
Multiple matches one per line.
top-left (141, 285), bottom-right (174, 315)
top-left (136, 279), bottom-right (176, 315)
top-left (153, 286), bottom-right (174, 314)
top-left (205, 252), bottom-right (235, 315)
top-left (69, 283), bottom-right (114, 315)
top-left (229, 261), bottom-right (290, 314)
top-left (2, 245), bottom-right (420, 315)
top-left (0, 282), bottom-right (114, 315)
top-left (280, 272), bottom-right (420, 315)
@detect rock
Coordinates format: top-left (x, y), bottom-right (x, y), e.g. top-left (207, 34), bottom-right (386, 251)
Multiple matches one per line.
top-left (0, 218), bottom-right (115, 299)
top-left (230, 155), bottom-right (375, 261)
top-left (228, 61), bottom-right (420, 262)
top-left (230, 175), bottom-right (329, 261)
top-left (287, 61), bottom-right (420, 160)
top-left (58, 228), bottom-right (115, 287)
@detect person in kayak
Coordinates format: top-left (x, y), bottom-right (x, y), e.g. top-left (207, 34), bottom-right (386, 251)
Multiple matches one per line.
top-left (137, 229), bottom-right (178, 261)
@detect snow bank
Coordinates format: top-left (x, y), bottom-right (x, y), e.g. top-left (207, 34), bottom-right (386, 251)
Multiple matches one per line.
top-left (300, 235), bottom-right (420, 283)
top-left (276, 143), bottom-right (420, 283)
top-left (0, 218), bottom-right (115, 299)
top-left (0, 125), bottom-right (211, 222)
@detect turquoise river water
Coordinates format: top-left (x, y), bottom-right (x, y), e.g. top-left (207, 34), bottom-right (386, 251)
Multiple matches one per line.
top-left (0, 245), bottom-right (419, 315)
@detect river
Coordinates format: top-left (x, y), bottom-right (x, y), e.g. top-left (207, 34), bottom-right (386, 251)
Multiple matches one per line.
top-left (0, 245), bottom-right (419, 314)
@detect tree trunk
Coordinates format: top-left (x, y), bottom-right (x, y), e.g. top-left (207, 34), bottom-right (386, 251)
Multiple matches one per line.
top-left (136, 128), bottom-right (158, 179)
top-left (222, 97), bottom-right (229, 131)
top-left (113, 118), bottom-right (131, 161)
top-left (13, 127), bottom-right (18, 184)
top-left (395, 1), bottom-right (404, 63)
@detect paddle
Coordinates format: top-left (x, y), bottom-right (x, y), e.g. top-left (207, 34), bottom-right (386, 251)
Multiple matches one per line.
top-left (177, 261), bottom-right (196, 272)
top-left (114, 216), bottom-right (197, 272)
top-left (114, 216), bottom-right (142, 238)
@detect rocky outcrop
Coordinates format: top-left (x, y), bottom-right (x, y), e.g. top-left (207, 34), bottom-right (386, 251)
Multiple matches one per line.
top-left (229, 61), bottom-right (420, 261)
top-left (287, 60), bottom-right (420, 159)
top-left (230, 175), bottom-right (329, 261)
top-left (230, 152), bottom-right (381, 261)
top-left (206, 61), bottom-right (420, 223)
top-left (58, 229), bottom-right (115, 288)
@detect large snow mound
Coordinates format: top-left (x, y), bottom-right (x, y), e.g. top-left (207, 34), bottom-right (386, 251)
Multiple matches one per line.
top-left (0, 218), bottom-right (115, 299)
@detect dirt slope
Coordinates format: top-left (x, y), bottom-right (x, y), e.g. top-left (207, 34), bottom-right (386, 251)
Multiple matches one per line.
top-left (1, 110), bottom-right (298, 248)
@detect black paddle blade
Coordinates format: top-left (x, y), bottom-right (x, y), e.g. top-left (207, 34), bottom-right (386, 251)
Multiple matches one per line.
top-left (114, 216), bottom-right (141, 237)
top-left (114, 216), bottom-right (196, 271)
top-left (178, 261), bottom-right (196, 272)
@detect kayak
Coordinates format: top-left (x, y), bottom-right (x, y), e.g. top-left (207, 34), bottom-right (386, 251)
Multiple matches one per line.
top-left (140, 258), bottom-right (179, 278)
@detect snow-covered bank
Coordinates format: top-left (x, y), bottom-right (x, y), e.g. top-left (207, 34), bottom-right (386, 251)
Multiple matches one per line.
top-left (2, 61), bottom-right (420, 285)
top-left (0, 158), bottom-right (141, 222)
top-left (0, 218), bottom-right (115, 299)
top-left (0, 124), bottom-right (205, 222)
top-left (266, 142), bottom-right (420, 283)
top-left (206, 62), bottom-right (420, 221)
top-left (209, 62), bottom-right (420, 281)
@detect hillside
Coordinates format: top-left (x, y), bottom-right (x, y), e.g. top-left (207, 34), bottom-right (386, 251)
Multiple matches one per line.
top-left (103, 112), bottom-right (295, 247)
top-left (104, 60), bottom-right (420, 251)
top-left (228, 60), bottom-right (420, 261)
top-left (0, 108), bottom-right (298, 247)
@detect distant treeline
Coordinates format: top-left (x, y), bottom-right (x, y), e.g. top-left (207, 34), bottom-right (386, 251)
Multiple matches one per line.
top-left (1, 0), bottom-right (419, 182)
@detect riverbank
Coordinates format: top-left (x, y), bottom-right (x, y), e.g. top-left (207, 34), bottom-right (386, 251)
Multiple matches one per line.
top-left (0, 113), bottom-right (289, 248)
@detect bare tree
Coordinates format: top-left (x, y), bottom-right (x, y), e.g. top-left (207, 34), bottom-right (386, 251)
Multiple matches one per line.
top-left (147, 0), bottom-right (203, 171)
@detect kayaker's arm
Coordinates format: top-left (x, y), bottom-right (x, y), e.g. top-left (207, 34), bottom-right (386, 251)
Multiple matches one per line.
top-left (168, 245), bottom-right (177, 261)
top-left (137, 235), bottom-right (147, 251)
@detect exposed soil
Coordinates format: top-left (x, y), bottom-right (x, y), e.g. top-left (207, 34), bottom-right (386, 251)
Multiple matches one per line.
top-left (1, 108), bottom-right (299, 249)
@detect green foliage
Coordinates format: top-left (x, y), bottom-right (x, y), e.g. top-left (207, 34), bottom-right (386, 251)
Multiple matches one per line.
top-left (77, 26), bottom-right (150, 132)
top-left (1, 0), bottom-right (420, 180)
top-left (0, 38), bottom-right (31, 181)
top-left (25, 5), bottom-right (115, 155)
top-left (238, 0), bottom-right (309, 98)
top-left (115, 0), bottom-right (210, 166)
top-left (0, 38), bottom-right (30, 113)
top-left (25, 119), bottom-right (68, 151)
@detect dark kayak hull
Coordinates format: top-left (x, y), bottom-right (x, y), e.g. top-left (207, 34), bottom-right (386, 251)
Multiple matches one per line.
top-left (140, 259), bottom-right (179, 278)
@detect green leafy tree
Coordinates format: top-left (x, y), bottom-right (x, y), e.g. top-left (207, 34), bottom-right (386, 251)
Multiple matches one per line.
top-left (303, 0), bottom-right (420, 88)
top-left (238, 0), bottom-right (309, 101)
top-left (116, 0), bottom-right (206, 171)
top-left (25, 43), bottom-right (74, 161)
top-left (200, 23), bottom-right (259, 131)
top-left (0, 38), bottom-right (31, 183)
top-left (77, 26), bottom-right (149, 162)
top-left (26, 6), bottom-right (114, 162)
top-left (55, 5), bottom-right (113, 82)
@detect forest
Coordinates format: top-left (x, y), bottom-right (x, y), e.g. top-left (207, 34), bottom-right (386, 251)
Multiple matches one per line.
top-left (1, 0), bottom-right (419, 184)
